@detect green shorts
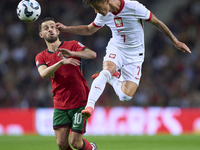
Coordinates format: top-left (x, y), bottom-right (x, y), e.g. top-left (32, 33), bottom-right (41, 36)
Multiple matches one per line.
top-left (53, 106), bottom-right (87, 134)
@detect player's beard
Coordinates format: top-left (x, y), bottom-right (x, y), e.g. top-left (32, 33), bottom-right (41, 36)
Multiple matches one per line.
top-left (45, 36), bottom-right (58, 43)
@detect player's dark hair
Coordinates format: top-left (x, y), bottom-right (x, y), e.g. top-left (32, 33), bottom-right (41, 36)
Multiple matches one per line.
top-left (39, 17), bottom-right (56, 32)
top-left (83, 0), bottom-right (105, 8)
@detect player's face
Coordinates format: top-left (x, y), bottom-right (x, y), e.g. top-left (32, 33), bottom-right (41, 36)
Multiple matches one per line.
top-left (91, 1), bottom-right (109, 16)
top-left (39, 20), bottom-right (59, 43)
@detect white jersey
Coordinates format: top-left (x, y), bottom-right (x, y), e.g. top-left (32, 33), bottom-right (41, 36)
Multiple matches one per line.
top-left (92, 0), bottom-right (152, 58)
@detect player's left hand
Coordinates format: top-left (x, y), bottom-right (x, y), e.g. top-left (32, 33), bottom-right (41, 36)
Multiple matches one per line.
top-left (55, 22), bottom-right (67, 32)
top-left (174, 41), bottom-right (191, 53)
top-left (57, 48), bottom-right (74, 58)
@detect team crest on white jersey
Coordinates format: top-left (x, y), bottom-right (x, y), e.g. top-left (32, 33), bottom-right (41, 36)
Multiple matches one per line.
top-left (114, 17), bottom-right (123, 27)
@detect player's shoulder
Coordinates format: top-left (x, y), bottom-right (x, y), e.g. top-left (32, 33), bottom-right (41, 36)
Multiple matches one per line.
top-left (124, 0), bottom-right (139, 5)
top-left (124, 0), bottom-right (141, 8)
top-left (63, 40), bottom-right (84, 47)
top-left (124, 0), bottom-right (147, 12)
top-left (62, 40), bottom-right (78, 45)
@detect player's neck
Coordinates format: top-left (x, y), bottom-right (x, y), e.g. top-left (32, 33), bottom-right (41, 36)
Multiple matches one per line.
top-left (46, 40), bottom-right (61, 52)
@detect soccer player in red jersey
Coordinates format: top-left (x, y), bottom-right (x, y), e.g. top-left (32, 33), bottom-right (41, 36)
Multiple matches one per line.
top-left (35, 17), bottom-right (97, 150)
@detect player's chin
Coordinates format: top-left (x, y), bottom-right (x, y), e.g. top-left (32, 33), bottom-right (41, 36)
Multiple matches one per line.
top-left (46, 37), bottom-right (57, 43)
top-left (100, 12), bottom-right (107, 16)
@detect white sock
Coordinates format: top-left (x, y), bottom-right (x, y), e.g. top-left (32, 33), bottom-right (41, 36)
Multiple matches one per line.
top-left (86, 70), bottom-right (111, 109)
top-left (108, 77), bottom-right (132, 101)
top-left (108, 77), bottom-right (122, 96)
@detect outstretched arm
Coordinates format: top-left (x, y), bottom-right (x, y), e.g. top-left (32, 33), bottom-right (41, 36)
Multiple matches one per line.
top-left (55, 22), bottom-right (99, 35)
top-left (57, 48), bottom-right (97, 59)
top-left (149, 14), bottom-right (191, 53)
top-left (38, 58), bottom-right (80, 79)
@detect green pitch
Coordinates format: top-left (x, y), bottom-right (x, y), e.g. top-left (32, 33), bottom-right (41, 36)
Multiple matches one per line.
top-left (0, 135), bottom-right (199, 150)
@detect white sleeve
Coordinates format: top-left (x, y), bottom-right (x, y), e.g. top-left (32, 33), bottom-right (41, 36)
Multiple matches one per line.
top-left (93, 13), bottom-right (105, 28)
top-left (133, 1), bottom-right (151, 20)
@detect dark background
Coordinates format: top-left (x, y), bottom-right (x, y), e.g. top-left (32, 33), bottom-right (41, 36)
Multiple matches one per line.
top-left (0, 0), bottom-right (199, 108)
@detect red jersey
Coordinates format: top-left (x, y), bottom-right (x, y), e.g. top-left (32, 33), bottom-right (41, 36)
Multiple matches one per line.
top-left (35, 41), bottom-right (89, 110)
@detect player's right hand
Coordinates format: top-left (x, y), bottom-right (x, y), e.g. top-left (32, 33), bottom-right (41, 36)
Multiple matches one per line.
top-left (61, 58), bottom-right (80, 66)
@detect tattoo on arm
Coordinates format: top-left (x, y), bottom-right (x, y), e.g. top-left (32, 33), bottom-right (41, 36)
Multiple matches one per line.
top-left (150, 16), bottom-right (178, 44)
top-left (157, 21), bottom-right (177, 43)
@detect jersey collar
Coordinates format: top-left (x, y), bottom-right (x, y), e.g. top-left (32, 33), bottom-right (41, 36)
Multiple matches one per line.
top-left (112, 0), bottom-right (125, 16)
top-left (47, 41), bottom-right (63, 53)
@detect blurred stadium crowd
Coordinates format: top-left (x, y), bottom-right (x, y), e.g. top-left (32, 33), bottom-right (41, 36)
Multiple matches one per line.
top-left (0, 0), bottom-right (200, 108)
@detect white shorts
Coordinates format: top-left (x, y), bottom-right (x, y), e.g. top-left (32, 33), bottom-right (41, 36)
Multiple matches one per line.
top-left (103, 43), bottom-right (144, 86)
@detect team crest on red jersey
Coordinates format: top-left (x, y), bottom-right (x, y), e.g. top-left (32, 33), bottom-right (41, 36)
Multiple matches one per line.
top-left (114, 17), bottom-right (123, 27)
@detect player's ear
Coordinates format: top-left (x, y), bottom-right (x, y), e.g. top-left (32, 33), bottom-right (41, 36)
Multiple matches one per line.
top-left (39, 32), bottom-right (44, 38)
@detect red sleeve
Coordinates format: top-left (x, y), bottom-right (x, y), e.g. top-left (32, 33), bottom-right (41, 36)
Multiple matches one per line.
top-left (35, 52), bottom-right (46, 68)
top-left (71, 41), bottom-right (87, 52)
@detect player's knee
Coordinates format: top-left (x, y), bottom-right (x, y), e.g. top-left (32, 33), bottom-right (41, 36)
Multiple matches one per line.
top-left (99, 70), bottom-right (112, 80)
top-left (118, 90), bottom-right (132, 101)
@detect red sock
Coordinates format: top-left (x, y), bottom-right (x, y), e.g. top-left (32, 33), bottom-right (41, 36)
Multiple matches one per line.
top-left (66, 146), bottom-right (73, 150)
top-left (80, 138), bottom-right (93, 150)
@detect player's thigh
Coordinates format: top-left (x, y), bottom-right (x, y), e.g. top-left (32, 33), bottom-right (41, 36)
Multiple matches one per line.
top-left (54, 127), bottom-right (71, 145)
top-left (103, 44), bottom-right (123, 73)
top-left (53, 109), bottom-right (72, 130)
top-left (71, 106), bottom-right (87, 134)
top-left (120, 62), bottom-right (142, 96)
top-left (53, 109), bottom-right (71, 144)
top-left (103, 61), bottom-right (117, 74)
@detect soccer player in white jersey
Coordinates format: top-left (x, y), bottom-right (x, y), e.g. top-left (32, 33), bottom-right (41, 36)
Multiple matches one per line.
top-left (55, 0), bottom-right (191, 119)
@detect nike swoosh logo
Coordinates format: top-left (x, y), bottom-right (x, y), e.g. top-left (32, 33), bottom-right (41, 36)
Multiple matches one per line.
top-left (135, 77), bottom-right (139, 80)
top-left (95, 86), bottom-right (101, 90)
top-left (46, 61), bottom-right (50, 64)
